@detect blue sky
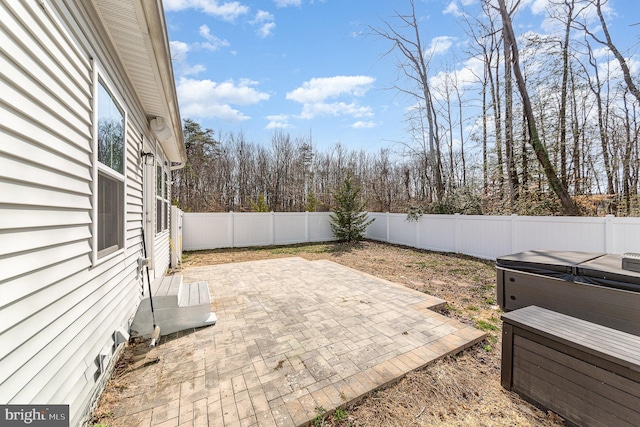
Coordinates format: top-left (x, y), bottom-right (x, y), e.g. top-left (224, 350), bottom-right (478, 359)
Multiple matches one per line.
top-left (164, 0), bottom-right (638, 151)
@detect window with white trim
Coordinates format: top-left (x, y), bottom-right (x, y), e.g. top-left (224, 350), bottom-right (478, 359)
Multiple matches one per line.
top-left (96, 78), bottom-right (125, 258)
top-left (156, 162), bottom-right (170, 233)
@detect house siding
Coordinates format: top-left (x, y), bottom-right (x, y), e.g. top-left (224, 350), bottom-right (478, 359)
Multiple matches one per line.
top-left (154, 230), bottom-right (172, 277)
top-left (153, 152), bottom-right (172, 278)
top-left (0, 1), bottom-right (174, 426)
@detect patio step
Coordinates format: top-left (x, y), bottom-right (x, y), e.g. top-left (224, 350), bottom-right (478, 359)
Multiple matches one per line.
top-left (130, 275), bottom-right (217, 337)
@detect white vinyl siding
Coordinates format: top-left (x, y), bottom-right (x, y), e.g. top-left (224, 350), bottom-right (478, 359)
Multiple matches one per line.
top-left (0, 1), bottom-right (174, 426)
top-left (153, 229), bottom-right (172, 277)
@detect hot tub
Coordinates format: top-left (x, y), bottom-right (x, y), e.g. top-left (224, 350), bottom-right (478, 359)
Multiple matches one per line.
top-left (496, 250), bottom-right (640, 335)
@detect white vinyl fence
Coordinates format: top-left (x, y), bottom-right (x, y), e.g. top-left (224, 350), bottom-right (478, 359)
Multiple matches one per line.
top-left (366, 213), bottom-right (640, 259)
top-left (183, 212), bottom-right (334, 251)
top-left (182, 212), bottom-right (640, 259)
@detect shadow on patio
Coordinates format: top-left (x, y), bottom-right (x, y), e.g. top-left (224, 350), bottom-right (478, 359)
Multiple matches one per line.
top-left (105, 257), bottom-right (485, 426)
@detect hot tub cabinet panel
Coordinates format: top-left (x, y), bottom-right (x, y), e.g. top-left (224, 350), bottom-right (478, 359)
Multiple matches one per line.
top-left (497, 267), bottom-right (640, 335)
top-left (502, 306), bottom-right (640, 427)
top-left (497, 250), bottom-right (640, 336)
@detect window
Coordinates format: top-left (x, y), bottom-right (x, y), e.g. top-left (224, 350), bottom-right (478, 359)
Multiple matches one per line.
top-left (96, 78), bottom-right (125, 258)
top-left (156, 162), bottom-right (170, 233)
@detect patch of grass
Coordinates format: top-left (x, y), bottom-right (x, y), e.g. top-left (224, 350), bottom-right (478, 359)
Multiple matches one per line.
top-left (312, 406), bottom-right (326, 426)
top-left (476, 319), bottom-right (499, 332)
top-left (485, 297), bottom-right (496, 305)
top-left (479, 281), bottom-right (496, 292)
top-left (467, 305), bottom-right (479, 311)
top-left (333, 407), bottom-right (348, 421)
top-left (268, 243), bottom-right (332, 255)
top-left (486, 334), bottom-right (498, 344)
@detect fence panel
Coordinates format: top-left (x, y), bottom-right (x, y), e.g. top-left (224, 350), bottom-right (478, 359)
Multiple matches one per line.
top-left (417, 215), bottom-right (457, 253)
top-left (388, 214), bottom-right (417, 247)
top-left (182, 212), bottom-right (232, 251)
top-left (511, 216), bottom-right (606, 254)
top-left (610, 217), bottom-right (640, 254)
top-left (183, 212), bottom-right (639, 258)
top-left (457, 215), bottom-right (512, 259)
top-left (308, 213), bottom-right (334, 242)
top-left (233, 213), bottom-right (272, 247)
top-left (365, 213), bottom-right (387, 241)
top-left (274, 213), bottom-right (307, 245)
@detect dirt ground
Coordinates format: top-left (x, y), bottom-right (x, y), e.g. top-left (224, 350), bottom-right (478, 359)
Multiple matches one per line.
top-left (94, 240), bottom-right (565, 426)
top-left (178, 240), bottom-right (564, 427)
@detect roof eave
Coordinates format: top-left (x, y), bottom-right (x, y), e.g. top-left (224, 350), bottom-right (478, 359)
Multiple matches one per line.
top-left (139, 0), bottom-right (187, 168)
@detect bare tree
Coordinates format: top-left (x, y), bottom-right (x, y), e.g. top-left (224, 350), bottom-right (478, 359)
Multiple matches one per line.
top-left (583, 0), bottom-right (640, 104)
top-left (371, 0), bottom-right (445, 202)
top-left (496, 0), bottom-right (580, 215)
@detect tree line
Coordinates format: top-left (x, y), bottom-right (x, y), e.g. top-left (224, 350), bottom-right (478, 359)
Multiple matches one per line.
top-left (173, 0), bottom-right (639, 217)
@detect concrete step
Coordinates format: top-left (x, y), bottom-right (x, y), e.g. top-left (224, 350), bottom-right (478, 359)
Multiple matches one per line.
top-left (147, 275), bottom-right (182, 309)
top-left (131, 275), bottom-right (217, 337)
top-left (178, 281), bottom-right (210, 307)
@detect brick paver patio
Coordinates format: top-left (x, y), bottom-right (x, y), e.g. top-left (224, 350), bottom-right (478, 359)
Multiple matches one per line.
top-left (110, 257), bottom-right (485, 426)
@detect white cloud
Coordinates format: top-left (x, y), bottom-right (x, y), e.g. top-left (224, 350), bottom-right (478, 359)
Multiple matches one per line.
top-left (429, 56), bottom-right (484, 100)
top-left (443, 1), bottom-right (463, 17)
top-left (352, 121), bottom-right (376, 129)
top-left (250, 10), bottom-right (276, 37)
top-left (183, 64), bottom-right (207, 76)
top-left (426, 36), bottom-right (456, 57)
top-left (257, 22), bottom-right (276, 38)
top-left (287, 76), bottom-right (375, 120)
top-left (529, 0), bottom-right (550, 15)
top-left (592, 46), bottom-right (611, 59)
top-left (177, 77), bottom-right (270, 122)
top-left (198, 25), bottom-right (230, 50)
top-left (300, 102), bottom-right (373, 119)
top-left (252, 10), bottom-right (274, 22)
top-left (627, 58), bottom-right (640, 76)
top-left (274, 0), bottom-right (301, 7)
top-left (170, 27), bottom-right (231, 78)
top-left (602, 57), bottom-right (640, 80)
top-left (287, 75), bottom-right (375, 103)
top-left (164, 0), bottom-right (249, 21)
top-left (443, 0), bottom-right (477, 15)
top-left (170, 40), bottom-right (207, 76)
top-left (266, 114), bottom-right (293, 129)
top-left (170, 40), bottom-right (190, 62)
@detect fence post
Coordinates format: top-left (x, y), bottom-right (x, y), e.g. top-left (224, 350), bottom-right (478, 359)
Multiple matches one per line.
top-left (229, 211), bottom-right (234, 248)
top-left (511, 214), bottom-right (518, 254)
top-left (305, 211), bottom-right (310, 243)
top-left (415, 215), bottom-right (420, 248)
top-left (170, 206), bottom-right (182, 268)
top-left (271, 211), bottom-right (275, 245)
top-left (386, 212), bottom-right (390, 243)
top-left (454, 213), bottom-right (461, 253)
top-left (605, 214), bottom-right (614, 253)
